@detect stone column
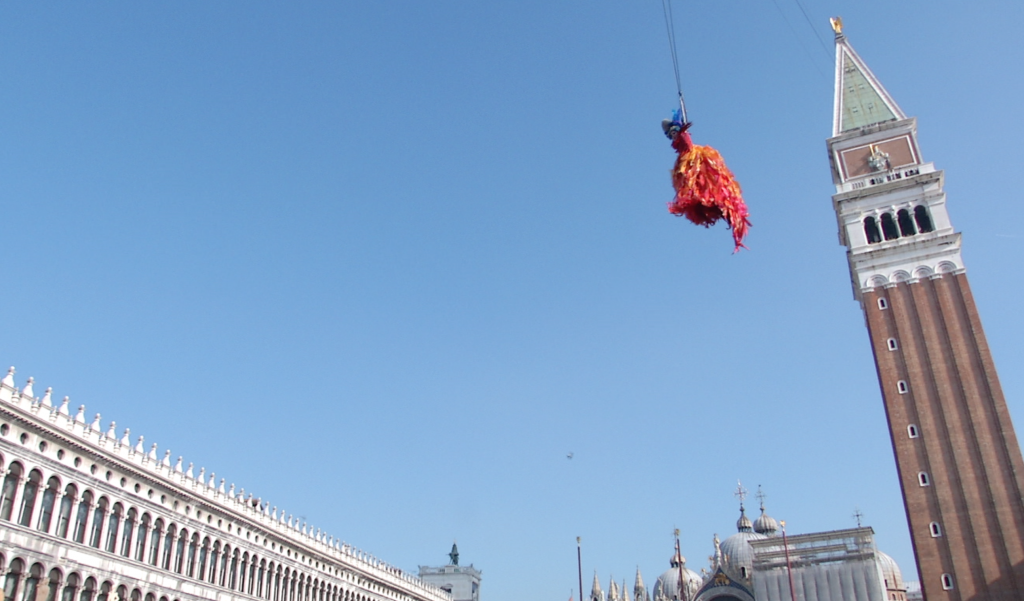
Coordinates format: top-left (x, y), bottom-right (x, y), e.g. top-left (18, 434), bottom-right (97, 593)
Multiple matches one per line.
top-left (34, 577), bottom-right (52, 601)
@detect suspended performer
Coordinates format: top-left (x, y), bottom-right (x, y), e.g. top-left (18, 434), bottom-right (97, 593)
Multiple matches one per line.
top-left (662, 110), bottom-right (750, 252)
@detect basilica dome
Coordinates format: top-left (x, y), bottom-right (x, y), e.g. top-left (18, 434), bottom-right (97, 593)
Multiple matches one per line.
top-left (652, 553), bottom-right (702, 601)
top-left (753, 508), bottom-right (779, 536)
top-left (876, 551), bottom-right (904, 591)
top-left (720, 507), bottom-right (767, 580)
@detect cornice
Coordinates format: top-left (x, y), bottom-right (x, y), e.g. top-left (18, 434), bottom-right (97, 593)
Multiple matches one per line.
top-left (0, 376), bottom-right (449, 601)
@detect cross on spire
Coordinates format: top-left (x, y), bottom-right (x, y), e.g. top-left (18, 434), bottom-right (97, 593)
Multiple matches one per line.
top-left (755, 485), bottom-right (767, 511)
top-left (734, 480), bottom-right (748, 510)
top-left (852, 508), bottom-right (864, 528)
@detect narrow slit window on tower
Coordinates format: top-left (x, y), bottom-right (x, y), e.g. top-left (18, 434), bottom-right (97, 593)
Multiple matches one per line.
top-left (864, 216), bottom-right (882, 244)
top-left (914, 205), bottom-right (934, 233)
top-left (880, 212), bottom-right (900, 240)
top-left (930, 522), bottom-right (942, 537)
top-left (887, 338), bottom-right (898, 351)
top-left (907, 424), bottom-right (919, 438)
top-left (918, 472), bottom-right (930, 486)
top-left (897, 380), bottom-right (909, 394)
top-left (941, 574), bottom-right (954, 590)
top-left (897, 209), bottom-right (917, 237)
top-left (878, 298), bottom-right (889, 310)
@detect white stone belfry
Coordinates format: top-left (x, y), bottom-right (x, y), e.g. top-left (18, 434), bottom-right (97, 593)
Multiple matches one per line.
top-left (827, 28), bottom-right (962, 300)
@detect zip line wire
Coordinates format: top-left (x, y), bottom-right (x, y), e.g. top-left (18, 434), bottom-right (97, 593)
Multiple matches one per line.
top-left (769, 0), bottom-right (830, 81)
top-left (660, 0), bottom-right (687, 123)
top-left (791, 0), bottom-right (833, 60)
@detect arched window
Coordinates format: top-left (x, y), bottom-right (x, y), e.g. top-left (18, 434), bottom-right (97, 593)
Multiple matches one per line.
top-left (4, 559), bottom-right (24, 601)
top-left (240, 554), bottom-right (250, 593)
top-left (45, 568), bottom-right (62, 601)
top-left (135, 514), bottom-right (151, 562)
top-left (38, 476), bottom-right (60, 532)
top-left (919, 472), bottom-right (931, 486)
top-left (145, 594), bottom-right (155, 601)
top-left (61, 573), bottom-right (80, 601)
top-left (121, 508), bottom-right (136, 557)
top-left (18, 470), bottom-right (42, 527)
top-left (897, 380), bottom-right (909, 394)
top-left (114, 585), bottom-right (127, 601)
top-left (73, 491), bottom-right (92, 544)
top-left (161, 525), bottom-right (175, 570)
top-left (197, 538), bottom-right (210, 581)
top-left (0, 463), bottom-right (24, 520)
top-left (56, 484), bottom-right (76, 539)
top-left (930, 522), bottom-right (942, 537)
top-left (897, 209), bottom-right (916, 237)
top-left (229, 550), bottom-right (239, 590)
top-left (78, 578), bottom-right (97, 601)
top-left (89, 497), bottom-right (108, 548)
top-left (914, 205), bottom-right (934, 233)
top-left (21, 563), bottom-right (43, 601)
top-left (130, 590), bottom-right (141, 601)
top-left (941, 574), bottom-right (954, 590)
top-left (880, 212), bottom-right (899, 240)
top-left (150, 519), bottom-right (164, 565)
top-left (908, 424), bottom-right (920, 438)
top-left (105, 503), bottom-right (123, 553)
top-left (96, 581), bottom-right (111, 601)
top-left (209, 542), bottom-right (220, 585)
top-left (886, 338), bottom-right (898, 351)
top-left (218, 545), bottom-right (230, 587)
top-left (174, 529), bottom-right (187, 573)
top-left (186, 533), bottom-right (198, 577)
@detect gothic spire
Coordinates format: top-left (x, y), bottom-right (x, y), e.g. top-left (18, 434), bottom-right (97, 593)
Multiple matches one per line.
top-left (634, 567), bottom-right (649, 601)
top-left (831, 18), bottom-right (905, 136)
top-left (591, 572), bottom-right (604, 601)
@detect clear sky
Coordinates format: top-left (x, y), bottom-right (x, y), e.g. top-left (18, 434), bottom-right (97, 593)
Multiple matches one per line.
top-left (2, 1), bottom-right (1023, 599)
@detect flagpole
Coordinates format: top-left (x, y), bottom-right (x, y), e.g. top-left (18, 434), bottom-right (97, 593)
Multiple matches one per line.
top-left (781, 521), bottom-right (797, 601)
top-left (577, 537), bottom-right (584, 601)
top-left (674, 530), bottom-right (687, 601)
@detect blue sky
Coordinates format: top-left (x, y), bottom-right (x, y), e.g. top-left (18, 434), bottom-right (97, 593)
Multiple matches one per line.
top-left (2, 1), bottom-right (1023, 599)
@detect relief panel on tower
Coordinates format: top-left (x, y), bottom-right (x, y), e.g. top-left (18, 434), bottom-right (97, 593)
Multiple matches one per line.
top-left (838, 135), bottom-right (919, 181)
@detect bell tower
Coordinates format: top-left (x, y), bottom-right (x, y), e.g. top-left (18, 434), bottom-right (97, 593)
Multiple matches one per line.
top-left (826, 20), bottom-right (1024, 600)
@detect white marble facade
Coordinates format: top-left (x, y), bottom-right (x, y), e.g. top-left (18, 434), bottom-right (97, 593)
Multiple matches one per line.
top-left (0, 368), bottom-right (451, 601)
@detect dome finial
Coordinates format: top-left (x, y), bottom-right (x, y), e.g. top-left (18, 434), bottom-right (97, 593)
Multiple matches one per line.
top-left (753, 485), bottom-right (779, 535)
top-left (734, 480), bottom-right (748, 511)
top-left (734, 481), bottom-right (753, 532)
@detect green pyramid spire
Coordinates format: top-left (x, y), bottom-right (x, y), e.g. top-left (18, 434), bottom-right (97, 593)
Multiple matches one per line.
top-left (832, 28), bottom-right (905, 135)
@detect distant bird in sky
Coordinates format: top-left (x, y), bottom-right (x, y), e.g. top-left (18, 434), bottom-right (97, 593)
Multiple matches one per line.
top-left (566, 452), bottom-right (574, 460)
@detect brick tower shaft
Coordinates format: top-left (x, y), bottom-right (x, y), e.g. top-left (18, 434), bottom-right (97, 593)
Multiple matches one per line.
top-left (827, 21), bottom-right (1024, 600)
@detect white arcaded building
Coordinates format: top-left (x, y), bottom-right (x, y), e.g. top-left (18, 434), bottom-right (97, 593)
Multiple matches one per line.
top-left (0, 368), bottom-right (452, 601)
